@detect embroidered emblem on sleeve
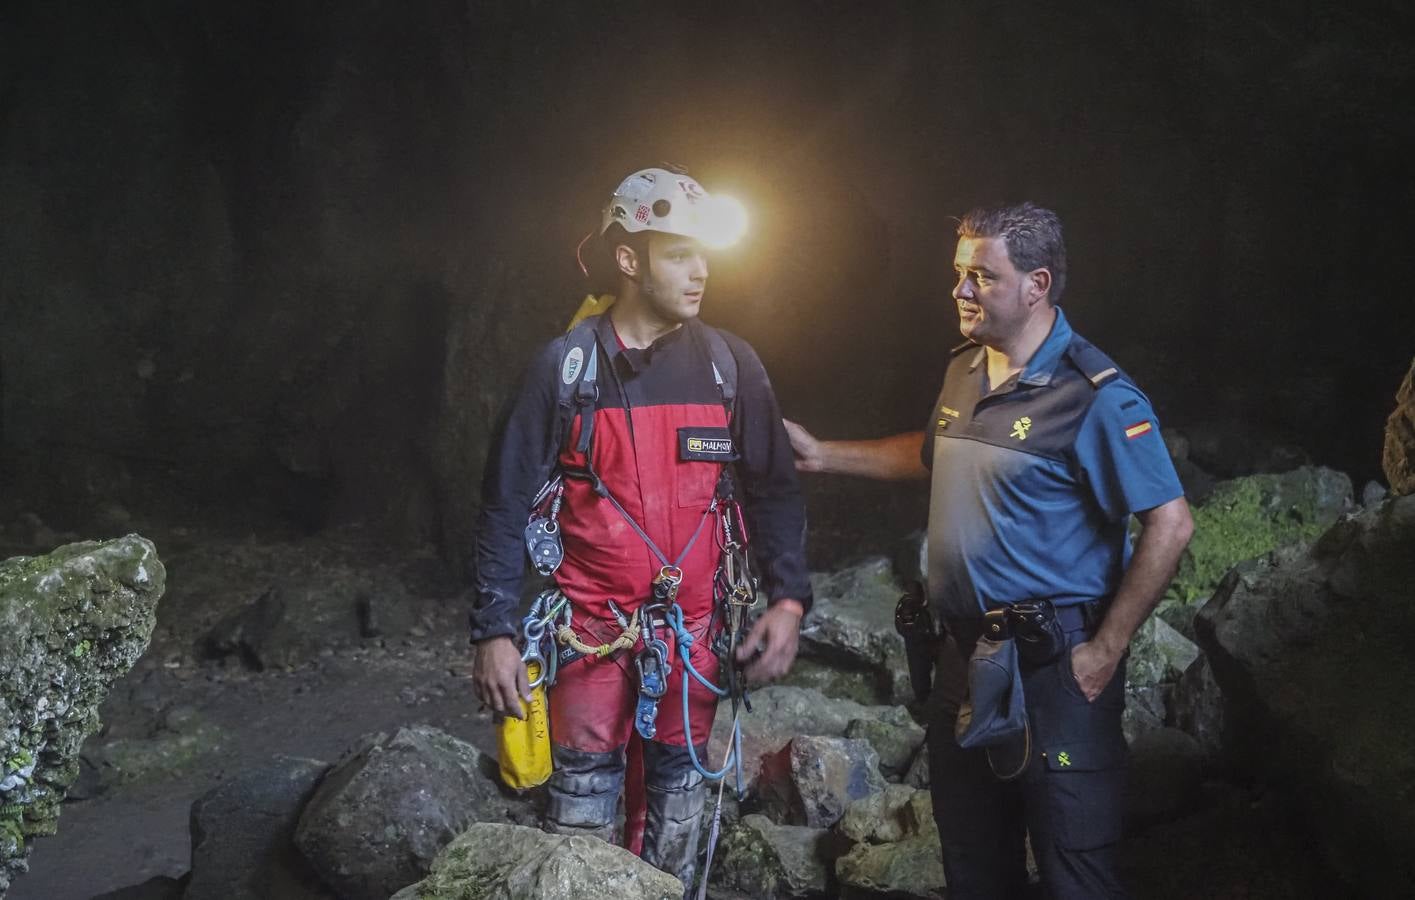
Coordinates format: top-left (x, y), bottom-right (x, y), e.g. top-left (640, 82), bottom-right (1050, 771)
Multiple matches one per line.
top-left (1124, 420), bottom-right (1153, 440)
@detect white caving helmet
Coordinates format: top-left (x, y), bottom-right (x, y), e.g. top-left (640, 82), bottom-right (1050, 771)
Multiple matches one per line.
top-left (599, 167), bottom-right (748, 250)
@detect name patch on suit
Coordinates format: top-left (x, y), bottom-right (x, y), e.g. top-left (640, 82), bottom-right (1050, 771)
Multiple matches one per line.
top-left (678, 427), bottom-right (737, 462)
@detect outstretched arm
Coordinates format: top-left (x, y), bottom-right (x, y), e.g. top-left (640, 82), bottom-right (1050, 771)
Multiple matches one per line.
top-left (783, 420), bottom-right (929, 481)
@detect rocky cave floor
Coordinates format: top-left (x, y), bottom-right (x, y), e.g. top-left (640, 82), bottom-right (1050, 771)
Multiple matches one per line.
top-left (4, 511), bottom-right (1348, 899)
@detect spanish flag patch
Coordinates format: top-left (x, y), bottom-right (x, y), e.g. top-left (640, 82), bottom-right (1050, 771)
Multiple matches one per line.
top-left (1124, 420), bottom-right (1153, 440)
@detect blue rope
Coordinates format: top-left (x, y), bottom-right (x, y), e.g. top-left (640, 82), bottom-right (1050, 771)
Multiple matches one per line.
top-left (669, 603), bottom-right (743, 787)
top-left (666, 606), bottom-right (728, 697)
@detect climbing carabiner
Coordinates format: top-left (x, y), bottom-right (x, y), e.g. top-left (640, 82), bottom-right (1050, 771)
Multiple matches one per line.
top-left (634, 640), bottom-right (670, 700)
top-left (652, 566), bottom-right (684, 604)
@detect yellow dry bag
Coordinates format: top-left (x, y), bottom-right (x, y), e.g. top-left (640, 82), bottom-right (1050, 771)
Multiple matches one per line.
top-left (497, 659), bottom-right (552, 789)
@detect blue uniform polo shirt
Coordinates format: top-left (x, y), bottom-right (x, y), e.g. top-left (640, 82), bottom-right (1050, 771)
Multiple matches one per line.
top-left (923, 308), bottom-right (1183, 619)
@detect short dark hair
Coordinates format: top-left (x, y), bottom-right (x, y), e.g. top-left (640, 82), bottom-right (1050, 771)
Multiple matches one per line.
top-left (590, 224), bottom-right (648, 293)
top-left (957, 203), bottom-right (1067, 303)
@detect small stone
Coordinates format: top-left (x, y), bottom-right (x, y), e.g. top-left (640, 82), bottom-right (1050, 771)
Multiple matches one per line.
top-left (1361, 480), bottom-right (1388, 507)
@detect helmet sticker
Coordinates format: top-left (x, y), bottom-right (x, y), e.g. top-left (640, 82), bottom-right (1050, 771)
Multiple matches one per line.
top-left (635, 204), bottom-right (651, 224)
top-left (677, 180), bottom-right (704, 200)
top-left (618, 172), bottom-right (657, 199)
top-left (562, 347), bottom-right (584, 385)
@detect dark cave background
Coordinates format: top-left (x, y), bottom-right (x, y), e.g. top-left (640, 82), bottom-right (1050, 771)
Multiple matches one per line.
top-left (1, 0), bottom-right (1412, 571)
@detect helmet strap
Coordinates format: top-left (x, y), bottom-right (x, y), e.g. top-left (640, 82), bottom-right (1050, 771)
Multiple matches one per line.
top-left (574, 232), bottom-right (594, 278)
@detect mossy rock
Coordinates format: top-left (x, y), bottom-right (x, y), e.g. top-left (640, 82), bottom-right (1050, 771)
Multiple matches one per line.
top-left (390, 822), bottom-right (681, 900)
top-left (0, 535), bottom-right (165, 893)
top-left (1159, 467), bottom-right (1351, 631)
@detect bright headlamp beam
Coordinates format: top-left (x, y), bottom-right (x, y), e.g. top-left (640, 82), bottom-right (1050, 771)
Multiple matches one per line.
top-left (697, 195), bottom-right (749, 250)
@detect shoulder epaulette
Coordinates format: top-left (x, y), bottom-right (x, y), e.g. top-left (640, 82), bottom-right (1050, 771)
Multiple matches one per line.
top-left (1064, 336), bottom-right (1121, 389)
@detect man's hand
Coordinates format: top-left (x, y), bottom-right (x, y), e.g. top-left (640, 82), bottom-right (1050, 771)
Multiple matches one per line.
top-left (780, 420), bottom-right (929, 481)
top-left (735, 601), bottom-right (804, 684)
top-left (1068, 639), bottom-right (1123, 703)
top-left (473, 635), bottom-right (530, 719)
top-left (782, 419), bottom-right (825, 473)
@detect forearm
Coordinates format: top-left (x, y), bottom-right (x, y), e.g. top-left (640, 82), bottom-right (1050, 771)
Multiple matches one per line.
top-left (814, 431), bottom-right (929, 480)
top-left (1092, 498), bottom-right (1194, 656)
top-left (468, 341), bottom-right (562, 642)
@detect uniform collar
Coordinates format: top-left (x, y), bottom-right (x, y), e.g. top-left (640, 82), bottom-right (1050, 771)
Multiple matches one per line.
top-left (1017, 307), bottom-right (1071, 387)
top-left (961, 307), bottom-right (1072, 392)
top-left (595, 312), bottom-right (690, 375)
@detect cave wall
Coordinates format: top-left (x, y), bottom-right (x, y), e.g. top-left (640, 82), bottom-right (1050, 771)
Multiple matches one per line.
top-left (1, 0), bottom-right (1411, 566)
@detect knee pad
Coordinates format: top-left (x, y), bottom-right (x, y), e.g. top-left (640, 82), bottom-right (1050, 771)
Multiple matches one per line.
top-left (641, 741), bottom-right (707, 795)
top-left (546, 744), bottom-right (623, 830)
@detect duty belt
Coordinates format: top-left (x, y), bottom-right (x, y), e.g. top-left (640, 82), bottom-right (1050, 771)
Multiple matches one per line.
top-left (943, 597), bottom-right (1108, 641)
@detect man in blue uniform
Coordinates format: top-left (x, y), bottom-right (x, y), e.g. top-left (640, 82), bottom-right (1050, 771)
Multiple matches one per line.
top-left (785, 203), bottom-right (1193, 899)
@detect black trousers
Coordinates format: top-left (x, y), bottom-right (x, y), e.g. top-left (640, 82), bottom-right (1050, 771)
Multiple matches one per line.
top-left (927, 620), bottom-right (1130, 900)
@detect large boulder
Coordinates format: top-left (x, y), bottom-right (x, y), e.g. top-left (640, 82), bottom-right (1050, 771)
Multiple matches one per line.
top-left (1194, 494), bottom-right (1415, 895)
top-left (0, 536), bottom-right (165, 896)
top-left (389, 822), bottom-right (682, 900)
top-left (186, 756), bottom-right (333, 900)
top-left (833, 785), bottom-right (945, 900)
top-left (712, 814), bottom-right (832, 899)
top-left (1384, 356), bottom-right (1415, 495)
top-left (1159, 466), bottom-right (1352, 633)
top-left (1126, 615), bottom-right (1201, 688)
top-left (794, 557), bottom-right (911, 705)
top-left (755, 735), bottom-right (887, 829)
top-left (1122, 615), bottom-right (1201, 744)
top-left (293, 725), bottom-right (510, 900)
top-left (1169, 655), bottom-right (1226, 761)
top-left (710, 686), bottom-right (914, 793)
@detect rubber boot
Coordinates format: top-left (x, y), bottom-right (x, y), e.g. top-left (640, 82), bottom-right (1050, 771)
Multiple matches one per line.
top-left (640, 742), bottom-right (708, 895)
top-left (544, 744), bottom-right (623, 844)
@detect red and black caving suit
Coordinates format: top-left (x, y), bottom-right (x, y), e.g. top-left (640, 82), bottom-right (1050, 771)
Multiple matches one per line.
top-left (471, 313), bottom-right (812, 888)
